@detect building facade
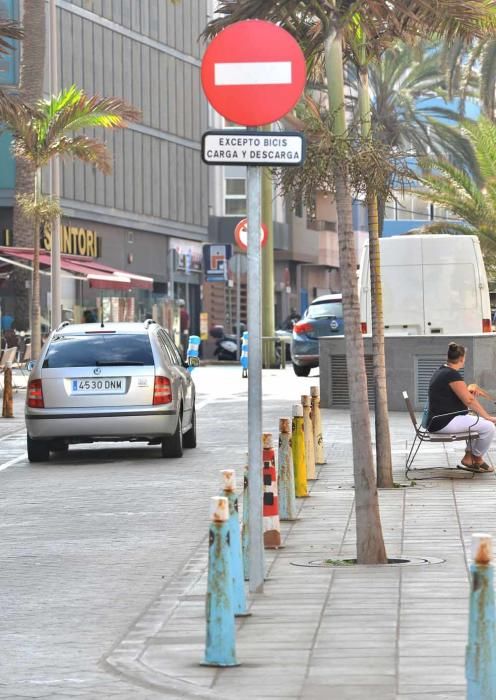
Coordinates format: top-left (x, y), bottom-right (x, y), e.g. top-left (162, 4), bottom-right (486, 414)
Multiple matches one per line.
top-left (0, 0), bottom-right (211, 336)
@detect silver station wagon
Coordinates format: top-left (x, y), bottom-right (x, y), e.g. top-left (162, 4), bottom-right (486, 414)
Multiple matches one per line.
top-left (25, 320), bottom-right (196, 462)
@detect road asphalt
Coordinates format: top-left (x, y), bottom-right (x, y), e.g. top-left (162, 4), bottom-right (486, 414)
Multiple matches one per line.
top-left (1, 366), bottom-right (494, 699)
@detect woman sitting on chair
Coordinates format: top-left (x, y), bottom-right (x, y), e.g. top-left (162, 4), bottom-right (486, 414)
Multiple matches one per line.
top-left (427, 342), bottom-right (496, 473)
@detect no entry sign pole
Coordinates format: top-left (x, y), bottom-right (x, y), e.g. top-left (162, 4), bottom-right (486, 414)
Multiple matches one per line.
top-left (201, 18), bottom-right (306, 596)
top-left (247, 163), bottom-right (264, 593)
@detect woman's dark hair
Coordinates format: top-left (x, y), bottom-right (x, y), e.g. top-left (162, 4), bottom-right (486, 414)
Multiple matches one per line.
top-left (447, 342), bottom-right (465, 362)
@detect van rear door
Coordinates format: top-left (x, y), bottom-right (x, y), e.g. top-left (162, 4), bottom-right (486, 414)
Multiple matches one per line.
top-left (380, 237), bottom-right (424, 335)
top-left (420, 236), bottom-right (487, 334)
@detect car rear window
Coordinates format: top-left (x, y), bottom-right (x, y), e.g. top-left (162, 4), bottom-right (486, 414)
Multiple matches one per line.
top-left (42, 334), bottom-right (155, 368)
top-left (306, 301), bottom-right (343, 319)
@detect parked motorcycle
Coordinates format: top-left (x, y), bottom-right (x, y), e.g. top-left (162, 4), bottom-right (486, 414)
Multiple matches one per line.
top-left (210, 325), bottom-right (239, 361)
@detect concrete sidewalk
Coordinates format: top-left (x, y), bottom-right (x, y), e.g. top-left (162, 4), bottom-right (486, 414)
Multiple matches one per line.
top-left (105, 407), bottom-right (493, 700)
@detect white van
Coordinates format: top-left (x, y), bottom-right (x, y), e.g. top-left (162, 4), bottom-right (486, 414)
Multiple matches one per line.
top-left (358, 234), bottom-right (492, 335)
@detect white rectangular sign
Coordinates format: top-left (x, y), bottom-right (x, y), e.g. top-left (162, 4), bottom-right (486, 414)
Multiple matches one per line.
top-left (214, 61), bottom-right (292, 86)
top-left (202, 130), bottom-right (305, 166)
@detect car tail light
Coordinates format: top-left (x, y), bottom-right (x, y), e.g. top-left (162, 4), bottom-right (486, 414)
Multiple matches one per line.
top-left (483, 318), bottom-right (492, 333)
top-left (361, 322), bottom-right (367, 334)
top-left (153, 376), bottom-right (172, 405)
top-left (293, 320), bottom-right (313, 335)
top-left (27, 379), bottom-right (44, 408)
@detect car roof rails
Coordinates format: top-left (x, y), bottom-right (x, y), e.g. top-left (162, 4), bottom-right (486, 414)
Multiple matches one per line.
top-left (55, 321), bottom-right (71, 331)
top-left (144, 318), bottom-right (157, 329)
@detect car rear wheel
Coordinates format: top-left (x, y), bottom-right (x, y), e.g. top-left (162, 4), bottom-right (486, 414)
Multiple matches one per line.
top-left (50, 440), bottom-right (69, 453)
top-left (293, 363), bottom-right (311, 377)
top-left (161, 414), bottom-right (183, 458)
top-left (183, 406), bottom-right (197, 449)
top-left (27, 436), bottom-right (50, 463)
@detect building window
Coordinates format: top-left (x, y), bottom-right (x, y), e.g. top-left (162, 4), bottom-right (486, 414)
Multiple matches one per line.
top-left (224, 165), bottom-right (247, 216)
top-left (386, 194), bottom-right (433, 221)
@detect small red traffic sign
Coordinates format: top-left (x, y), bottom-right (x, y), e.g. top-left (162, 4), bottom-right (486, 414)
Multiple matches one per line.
top-left (234, 219), bottom-right (268, 251)
top-left (201, 20), bottom-right (306, 127)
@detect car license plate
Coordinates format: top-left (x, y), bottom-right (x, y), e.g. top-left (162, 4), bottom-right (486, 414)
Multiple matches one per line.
top-left (71, 378), bottom-right (126, 394)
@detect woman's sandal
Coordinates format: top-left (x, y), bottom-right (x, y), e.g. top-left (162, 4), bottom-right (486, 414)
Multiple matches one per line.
top-left (477, 461), bottom-right (494, 473)
top-left (458, 460), bottom-right (484, 473)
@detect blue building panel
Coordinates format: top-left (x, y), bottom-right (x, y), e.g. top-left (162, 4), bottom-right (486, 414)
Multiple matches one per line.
top-left (0, 0), bottom-right (19, 86)
top-left (0, 133), bottom-right (14, 190)
top-left (382, 220), bottom-right (427, 236)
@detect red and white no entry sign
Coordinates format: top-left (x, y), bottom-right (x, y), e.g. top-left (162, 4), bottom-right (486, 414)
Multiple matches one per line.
top-left (234, 218), bottom-right (268, 251)
top-left (201, 20), bottom-right (306, 126)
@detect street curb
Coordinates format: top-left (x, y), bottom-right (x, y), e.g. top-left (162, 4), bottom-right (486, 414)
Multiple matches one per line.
top-left (103, 472), bottom-right (311, 698)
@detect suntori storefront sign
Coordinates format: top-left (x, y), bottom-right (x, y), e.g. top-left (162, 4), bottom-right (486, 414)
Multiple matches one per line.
top-left (43, 225), bottom-right (100, 257)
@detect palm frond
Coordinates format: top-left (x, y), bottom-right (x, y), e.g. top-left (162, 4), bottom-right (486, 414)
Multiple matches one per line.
top-left (50, 136), bottom-right (113, 174)
top-left (406, 221), bottom-right (477, 236)
top-left (0, 18), bottom-right (22, 56)
top-left (205, 0), bottom-right (496, 50)
top-left (480, 39), bottom-right (496, 118)
top-left (40, 86), bottom-right (141, 145)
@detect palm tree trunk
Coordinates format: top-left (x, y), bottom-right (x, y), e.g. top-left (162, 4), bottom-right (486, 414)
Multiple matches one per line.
top-left (357, 64), bottom-right (394, 488)
top-left (13, 0), bottom-right (46, 330)
top-left (325, 30), bottom-right (387, 564)
top-left (31, 171), bottom-right (42, 360)
top-left (367, 196), bottom-right (393, 487)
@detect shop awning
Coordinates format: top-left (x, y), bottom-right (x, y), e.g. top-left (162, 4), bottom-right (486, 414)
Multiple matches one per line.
top-left (0, 247), bottom-right (153, 291)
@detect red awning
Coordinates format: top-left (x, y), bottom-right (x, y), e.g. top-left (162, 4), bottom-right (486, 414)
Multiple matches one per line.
top-left (0, 247), bottom-right (153, 291)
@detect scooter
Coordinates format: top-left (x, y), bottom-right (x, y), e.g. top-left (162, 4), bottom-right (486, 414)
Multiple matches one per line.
top-left (210, 325), bottom-right (239, 361)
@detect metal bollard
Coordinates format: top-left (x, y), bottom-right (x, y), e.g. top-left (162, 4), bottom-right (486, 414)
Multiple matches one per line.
top-left (310, 386), bottom-right (325, 465)
top-left (2, 362), bottom-right (14, 418)
top-left (278, 418), bottom-right (297, 521)
top-left (262, 433), bottom-right (282, 549)
top-left (220, 470), bottom-right (250, 617)
top-left (466, 533), bottom-right (496, 698)
top-left (301, 395), bottom-right (316, 480)
top-left (292, 405), bottom-right (308, 498)
top-left (240, 331), bottom-right (248, 379)
top-left (203, 496), bottom-right (239, 667)
top-left (242, 465), bottom-right (249, 581)
top-left (186, 335), bottom-right (201, 370)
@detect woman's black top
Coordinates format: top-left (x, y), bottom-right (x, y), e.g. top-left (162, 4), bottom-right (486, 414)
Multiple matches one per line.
top-left (427, 365), bottom-right (468, 431)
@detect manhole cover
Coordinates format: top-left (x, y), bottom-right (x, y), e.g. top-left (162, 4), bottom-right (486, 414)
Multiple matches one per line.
top-left (291, 555), bottom-right (445, 568)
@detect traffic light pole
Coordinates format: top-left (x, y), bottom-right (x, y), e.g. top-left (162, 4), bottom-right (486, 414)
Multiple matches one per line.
top-left (247, 164), bottom-right (265, 594)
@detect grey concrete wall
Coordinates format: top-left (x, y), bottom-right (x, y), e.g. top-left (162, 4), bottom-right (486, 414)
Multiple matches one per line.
top-left (320, 334), bottom-right (496, 412)
top-left (51, 0), bottom-right (209, 240)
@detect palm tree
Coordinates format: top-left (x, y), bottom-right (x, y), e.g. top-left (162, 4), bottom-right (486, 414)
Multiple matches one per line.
top-left (367, 43), bottom-right (478, 182)
top-left (206, 0), bottom-right (496, 565)
top-left (414, 117), bottom-right (496, 252)
top-left (0, 85), bottom-right (140, 358)
top-left (0, 18), bottom-right (23, 115)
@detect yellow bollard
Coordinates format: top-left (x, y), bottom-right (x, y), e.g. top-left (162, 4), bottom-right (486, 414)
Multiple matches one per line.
top-left (310, 386), bottom-right (325, 465)
top-left (2, 362), bottom-right (14, 418)
top-left (301, 395), bottom-right (316, 480)
top-left (292, 405), bottom-right (308, 498)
